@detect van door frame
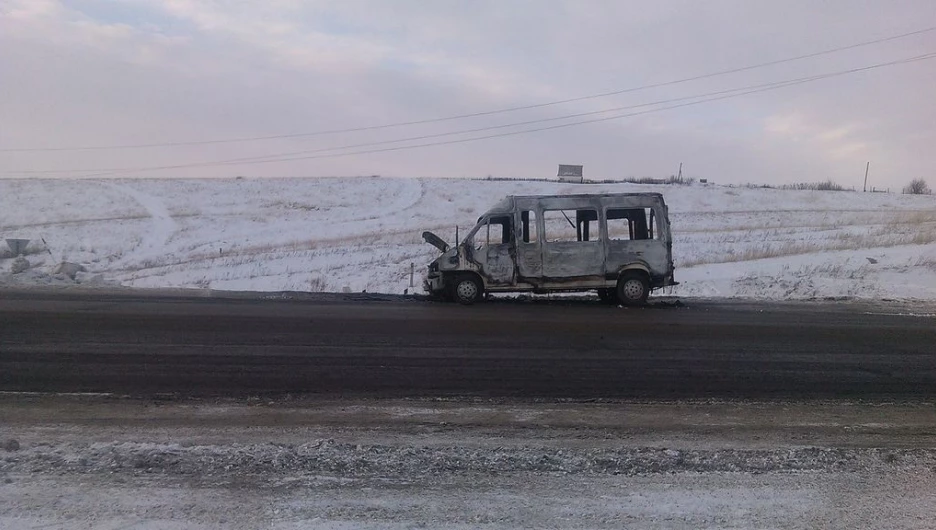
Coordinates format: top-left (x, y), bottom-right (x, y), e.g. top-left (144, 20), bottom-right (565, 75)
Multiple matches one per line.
top-left (471, 214), bottom-right (516, 286)
top-left (515, 207), bottom-right (543, 282)
top-left (540, 200), bottom-right (605, 281)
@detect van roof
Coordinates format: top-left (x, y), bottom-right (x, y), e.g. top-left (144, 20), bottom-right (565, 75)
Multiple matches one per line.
top-left (482, 192), bottom-right (666, 215)
top-left (506, 192), bottom-right (664, 201)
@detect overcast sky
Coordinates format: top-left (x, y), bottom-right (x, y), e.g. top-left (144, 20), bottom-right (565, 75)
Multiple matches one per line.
top-left (1, 0), bottom-right (935, 187)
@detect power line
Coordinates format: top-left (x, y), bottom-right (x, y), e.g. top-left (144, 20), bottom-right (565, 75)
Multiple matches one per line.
top-left (27, 75), bottom-right (887, 171)
top-left (2, 25), bottom-right (935, 153)
top-left (195, 53), bottom-right (936, 166)
top-left (10, 51), bottom-right (936, 177)
top-left (0, 74), bottom-right (854, 174)
top-left (11, 51), bottom-right (935, 178)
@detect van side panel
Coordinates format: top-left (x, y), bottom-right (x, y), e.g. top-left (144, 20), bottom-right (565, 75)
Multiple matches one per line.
top-left (605, 238), bottom-right (667, 280)
top-left (543, 241), bottom-right (603, 278)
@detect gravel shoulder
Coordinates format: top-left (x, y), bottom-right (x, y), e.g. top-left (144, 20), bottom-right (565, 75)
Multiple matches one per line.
top-left (2, 395), bottom-right (936, 528)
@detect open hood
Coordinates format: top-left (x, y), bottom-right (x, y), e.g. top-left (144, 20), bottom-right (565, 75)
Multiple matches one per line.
top-left (421, 231), bottom-right (449, 253)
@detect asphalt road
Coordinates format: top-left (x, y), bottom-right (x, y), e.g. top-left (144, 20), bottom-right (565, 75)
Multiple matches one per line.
top-left (1, 289), bottom-right (934, 398)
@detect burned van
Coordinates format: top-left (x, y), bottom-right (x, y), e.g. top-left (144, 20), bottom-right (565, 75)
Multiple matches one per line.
top-left (423, 193), bottom-right (677, 305)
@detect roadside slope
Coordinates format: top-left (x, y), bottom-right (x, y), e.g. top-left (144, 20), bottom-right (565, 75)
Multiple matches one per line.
top-left (2, 177), bottom-right (935, 299)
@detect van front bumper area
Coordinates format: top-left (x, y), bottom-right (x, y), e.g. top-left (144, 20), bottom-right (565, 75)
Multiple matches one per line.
top-left (427, 271), bottom-right (445, 293)
top-left (426, 261), bottom-right (446, 294)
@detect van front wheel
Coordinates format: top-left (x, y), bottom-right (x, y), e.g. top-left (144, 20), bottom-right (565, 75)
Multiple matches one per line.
top-left (453, 275), bottom-right (483, 305)
top-left (617, 272), bottom-right (649, 306)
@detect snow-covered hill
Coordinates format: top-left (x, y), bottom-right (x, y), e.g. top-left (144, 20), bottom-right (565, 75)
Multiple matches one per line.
top-left (2, 177), bottom-right (935, 300)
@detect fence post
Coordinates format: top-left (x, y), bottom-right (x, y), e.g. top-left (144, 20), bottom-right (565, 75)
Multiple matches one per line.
top-left (409, 263), bottom-right (414, 288)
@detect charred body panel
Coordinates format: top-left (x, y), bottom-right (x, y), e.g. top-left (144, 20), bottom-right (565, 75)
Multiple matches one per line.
top-left (424, 193), bottom-right (676, 302)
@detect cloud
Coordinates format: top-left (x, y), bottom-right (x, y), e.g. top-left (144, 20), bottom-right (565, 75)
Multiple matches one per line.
top-left (1, 0), bottom-right (935, 186)
top-left (764, 112), bottom-right (869, 159)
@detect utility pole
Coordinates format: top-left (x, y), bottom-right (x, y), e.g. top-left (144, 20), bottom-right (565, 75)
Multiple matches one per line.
top-left (863, 162), bottom-right (870, 192)
top-left (677, 162), bottom-right (683, 181)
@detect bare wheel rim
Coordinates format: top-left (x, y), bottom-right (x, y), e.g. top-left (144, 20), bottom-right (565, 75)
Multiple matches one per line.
top-left (456, 280), bottom-right (477, 300)
top-left (622, 279), bottom-right (644, 300)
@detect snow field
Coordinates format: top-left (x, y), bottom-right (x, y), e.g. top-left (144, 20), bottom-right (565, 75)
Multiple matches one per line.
top-left (2, 176), bottom-right (935, 300)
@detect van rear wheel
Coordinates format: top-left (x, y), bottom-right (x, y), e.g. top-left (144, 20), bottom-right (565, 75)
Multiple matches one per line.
top-left (453, 275), bottom-right (483, 305)
top-left (617, 272), bottom-right (649, 306)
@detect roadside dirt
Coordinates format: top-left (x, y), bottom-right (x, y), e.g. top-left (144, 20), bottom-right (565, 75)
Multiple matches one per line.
top-left (3, 395), bottom-right (936, 449)
top-left (2, 395), bottom-right (936, 528)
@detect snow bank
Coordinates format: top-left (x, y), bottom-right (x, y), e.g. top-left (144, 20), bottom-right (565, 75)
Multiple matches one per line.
top-left (1, 177), bottom-right (934, 300)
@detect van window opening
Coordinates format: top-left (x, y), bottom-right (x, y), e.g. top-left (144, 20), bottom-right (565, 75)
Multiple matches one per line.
top-left (607, 208), bottom-right (656, 241)
top-left (521, 210), bottom-right (538, 243)
top-left (543, 209), bottom-right (598, 242)
top-left (576, 209), bottom-right (599, 242)
top-left (487, 215), bottom-right (511, 245)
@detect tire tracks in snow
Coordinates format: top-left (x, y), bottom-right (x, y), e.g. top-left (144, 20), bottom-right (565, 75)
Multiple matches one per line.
top-left (109, 179), bottom-right (427, 287)
top-left (103, 182), bottom-right (177, 267)
top-left (332, 177), bottom-right (425, 229)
